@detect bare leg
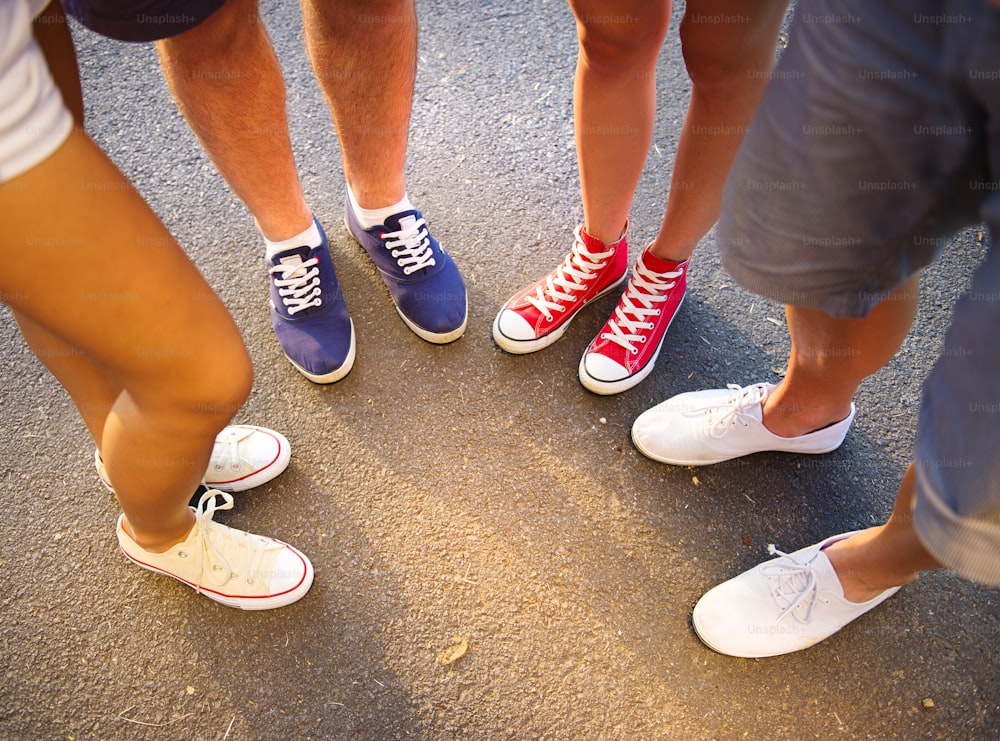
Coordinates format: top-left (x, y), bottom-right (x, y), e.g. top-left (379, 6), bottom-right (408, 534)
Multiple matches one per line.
top-left (764, 274), bottom-right (920, 438)
top-left (0, 130), bottom-right (252, 551)
top-left (824, 464), bottom-right (942, 601)
top-left (649, 0), bottom-right (788, 261)
top-left (10, 313), bottom-right (119, 443)
top-left (156, 0), bottom-right (313, 241)
top-left (568, 0), bottom-right (672, 244)
top-left (24, 12), bottom-right (145, 442)
top-left (301, 0), bottom-right (414, 208)
top-left (567, 0), bottom-right (787, 249)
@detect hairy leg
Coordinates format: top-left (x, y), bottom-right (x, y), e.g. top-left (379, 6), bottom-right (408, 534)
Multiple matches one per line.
top-left (156, 0), bottom-right (312, 241)
top-left (301, 0), bottom-right (415, 208)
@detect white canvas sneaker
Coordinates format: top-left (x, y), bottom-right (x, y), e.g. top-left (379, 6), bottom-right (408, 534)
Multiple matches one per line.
top-left (693, 532), bottom-right (900, 657)
top-left (631, 383), bottom-right (855, 466)
top-left (117, 490), bottom-right (314, 610)
top-left (96, 424), bottom-right (291, 493)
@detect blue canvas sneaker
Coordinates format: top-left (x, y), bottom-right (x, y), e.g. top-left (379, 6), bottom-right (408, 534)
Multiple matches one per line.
top-left (344, 199), bottom-right (467, 344)
top-left (268, 219), bottom-right (355, 383)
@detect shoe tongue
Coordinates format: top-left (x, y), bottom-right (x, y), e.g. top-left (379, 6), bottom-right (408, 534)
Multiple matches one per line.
top-left (383, 210), bottom-right (421, 233)
top-left (272, 244), bottom-right (312, 264)
top-left (577, 228), bottom-right (608, 253)
top-left (625, 248), bottom-right (686, 301)
top-left (739, 395), bottom-right (765, 423)
top-left (640, 248), bottom-right (686, 274)
top-left (272, 245), bottom-right (313, 276)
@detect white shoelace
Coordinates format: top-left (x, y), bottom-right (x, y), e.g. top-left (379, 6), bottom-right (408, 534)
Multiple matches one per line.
top-left (212, 427), bottom-right (252, 474)
top-left (269, 254), bottom-right (322, 315)
top-left (761, 545), bottom-right (827, 625)
top-left (383, 215), bottom-right (436, 274)
top-left (685, 383), bottom-right (769, 438)
top-left (600, 260), bottom-right (683, 354)
top-left (182, 491), bottom-right (268, 592)
top-left (525, 226), bottom-right (616, 320)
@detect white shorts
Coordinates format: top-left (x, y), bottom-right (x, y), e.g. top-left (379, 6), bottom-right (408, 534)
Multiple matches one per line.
top-left (0, 0), bottom-right (73, 182)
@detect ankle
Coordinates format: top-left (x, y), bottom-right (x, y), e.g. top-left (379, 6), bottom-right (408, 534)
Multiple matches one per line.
top-left (640, 246), bottom-right (688, 273)
top-left (823, 530), bottom-right (919, 603)
top-left (646, 240), bottom-right (693, 265)
top-left (582, 220), bottom-right (628, 247)
top-left (761, 389), bottom-right (853, 438)
top-left (263, 219), bottom-right (322, 258)
top-left (254, 210), bottom-right (315, 244)
top-left (122, 513), bottom-right (195, 554)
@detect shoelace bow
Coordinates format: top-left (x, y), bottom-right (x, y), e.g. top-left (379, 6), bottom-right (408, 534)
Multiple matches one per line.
top-left (269, 254), bottom-right (322, 315)
top-left (526, 226), bottom-right (616, 320)
top-left (186, 491), bottom-right (269, 591)
top-left (685, 383), bottom-right (769, 438)
top-left (382, 217), bottom-right (436, 275)
top-left (761, 545), bottom-right (828, 625)
top-left (601, 260), bottom-right (683, 353)
top-left (213, 428), bottom-right (253, 474)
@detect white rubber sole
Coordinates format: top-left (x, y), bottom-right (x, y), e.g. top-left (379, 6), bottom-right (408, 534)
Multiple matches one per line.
top-left (578, 293), bottom-right (685, 395)
top-left (285, 319), bottom-right (356, 384)
top-left (398, 297), bottom-right (468, 345)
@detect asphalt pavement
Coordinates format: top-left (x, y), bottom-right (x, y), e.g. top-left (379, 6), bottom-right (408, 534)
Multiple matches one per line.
top-left (1, 1), bottom-right (997, 739)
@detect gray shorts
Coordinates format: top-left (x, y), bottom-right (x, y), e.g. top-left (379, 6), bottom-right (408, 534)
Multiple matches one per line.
top-left (64, 0), bottom-right (225, 41)
top-left (717, 0), bottom-right (1000, 585)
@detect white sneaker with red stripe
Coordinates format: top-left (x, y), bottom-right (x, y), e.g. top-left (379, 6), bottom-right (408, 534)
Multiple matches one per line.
top-left (117, 490), bottom-right (314, 610)
top-left (492, 225), bottom-right (629, 354)
top-left (579, 247), bottom-right (687, 395)
top-left (95, 425), bottom-right (291, 494)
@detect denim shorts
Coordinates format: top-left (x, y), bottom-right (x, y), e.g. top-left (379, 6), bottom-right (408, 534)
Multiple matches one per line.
top-left (717, 0), bottom-right (1000, 585)
top-left (64, 0), bottom-right (225, 41)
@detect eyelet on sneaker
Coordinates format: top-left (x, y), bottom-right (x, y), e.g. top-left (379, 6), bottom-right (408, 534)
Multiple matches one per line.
top-left (268, 218), bottom-right (356, 384)
top-left (179, 551), bottom-right (189, 558)
top-left (492, 224), bottom-right (630, 355)
top-left (202, 425), bottom-right (292, 493)
top-left (345, 201), bottom-right (467, 344)
top-left (578, 251), bottom-right (688, 395)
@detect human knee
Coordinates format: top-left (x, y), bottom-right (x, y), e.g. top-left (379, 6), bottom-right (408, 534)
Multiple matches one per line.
top-left (575, 6), bottom-right (670, 75)
top-left (138, 328), bottom-right (253, 432)
top-left (184, 338), bottom-right (253, 427)
top-left (158, 0), bottom-right (262, 66)
top-left (679, 14), bottom-right (776, 92)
